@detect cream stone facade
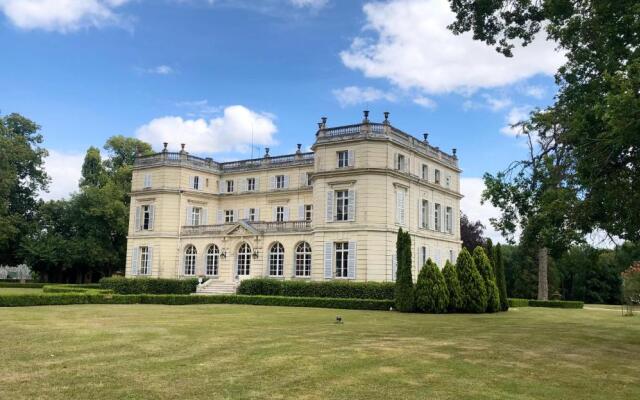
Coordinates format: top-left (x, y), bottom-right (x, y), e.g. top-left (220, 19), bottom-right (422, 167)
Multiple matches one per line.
top-left (125, 113), bottom-right (462, 291)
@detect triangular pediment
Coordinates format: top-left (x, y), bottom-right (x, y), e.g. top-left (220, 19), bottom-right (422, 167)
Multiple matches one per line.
top-left (224, 220), bottom-right (259, 236)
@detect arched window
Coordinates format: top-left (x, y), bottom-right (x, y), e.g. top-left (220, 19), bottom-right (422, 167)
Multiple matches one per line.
top-left (295, 242), bottom-right (311, 277)
top-left (237, 243), bottom-right (252, 276)
top-left (206, 244), bottom-right (219, 276)
top-left (269, 242), bottom-right (285, 276)
top-left (184, 245), bottom-right (197, 276)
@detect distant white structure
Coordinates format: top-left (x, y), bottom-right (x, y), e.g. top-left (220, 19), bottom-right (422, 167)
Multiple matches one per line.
top-left (0, 264), bottom-right (33, 281)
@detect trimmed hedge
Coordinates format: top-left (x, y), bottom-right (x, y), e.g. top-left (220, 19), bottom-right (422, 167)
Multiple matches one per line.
top-left (508, 298), bottom-right (530, 307)
top-left (42, 285), bottom-right (110, 294)
top-left (0, 282), bottom-right (46, 288)
top-left (100, 277), bottom-right (199, 294)
top-left (0, 293), bottom-right (394, 310)
top-left (238, 278), bottom-right (395, 300)
top-left (529, 300), bottom-right (584, 309)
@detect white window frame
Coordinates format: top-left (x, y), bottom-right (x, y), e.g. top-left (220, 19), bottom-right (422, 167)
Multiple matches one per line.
top-left (247, 177), bottom-right (256, 191)
top-left (275, 206), bottom-right (285, 222)
top-left (191, 207), bottom-right (202, 226)
top-left (304, 204), bottom-right (313, 222)
top-left (295, 242), bottom-right (312, 277)
top-left (143, 174), bottom-right (152, 189)
top-left (226, 180), bottom-right (234, 193)
top-left (269, 242), bottom-right (285, 277)
top-left (225, 209), bottom-right (235, 223)
top-left (275, 175), bottom-right (286, 189)
top-left (434, 203), bottom-right (442, 231)
top-left (335, 242), bottom-right (349, 278)
top-left (434, 169), bottom-right (441, 185)
top-left (192, 176), bottom-right (200, 190)
top-left (396, 154), bottom-right (406, 171)
top-left (337, 150), bottom-right (349, 168)
top-left (184, 245), bottom-right (197, 276)
top-left (335, 190), bottom-right (349, 221)
top-left (421, 200), bottom-right (429, 229)
top-left (141, 205), bottom-right (152, 230)
top-left (206, 245), bottom-right (219, 276)
top-left (139, 246), bottom-right (150, 275)
top-left (446, 206), bottom-right (453, 234)
top-left (248, 208), bottom-right (256, 222)
top-left (237, 243), bottom-right (251, 276)
top-left (396, 189), bottom-right (406, 225)
top-left (421, 164), bottom-right (428, 180)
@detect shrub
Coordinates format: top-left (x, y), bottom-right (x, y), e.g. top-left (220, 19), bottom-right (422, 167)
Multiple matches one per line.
top-left (442, 260), bottom-right (463, 312)
top-left (528, 300), bottom-right (584, 309)
top-left (395, 228), bottom-right (415, 312)
top-left (508, 298), bottom-right (529, 307)
top-left (99, 277), bottom-right (199, 294)
top-left (42, 285), bottom-right (110, 294)
top-left (415, 258), bottom-right (449, 313)
top-left (0, 282), bottom-right (45, 288)
top-left (238, 279), bottom-right (395, 300)
top-left (494, 244), bottom-right (509, 311)
top-left (0, 292), bottom-right (394, 310)
top-left (473, 246), bottom-right (500, 313)
top-left (456, 248), bottom-right (487, 313)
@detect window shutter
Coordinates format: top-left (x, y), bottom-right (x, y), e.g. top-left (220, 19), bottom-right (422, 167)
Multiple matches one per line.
top-left (272, 207), bottom-right (277, 221)
top-left (131, 247), bottom-right (139, 276)
top-left (348, 150), bottom-right (354, 167)
top-left (292, 248), bottom-right (297, 278)
top-left (395, 191), bottom-right (401, 224)
top-left (270, 176), bottom-right (276, 190)
top-left (348, 189), bottom-right (356, 221)
top-left (393, 153), bottom-right (398, 169)
top-left (189, 176), bottom-right (194, 189)
top-left (431, 203), bottom-right (436, 230)
top-left (135, 206), bottom-right (141, 231)
top-left (219, 180), bottom-right (224, 193)
top-left (245, 208), bottom-right (250, 221)
top-left (202, 208), bottom-right (208, 225)
top-left (418, 246), bottom-right (425, 271)
top-left (240, 179), bottom-right (246, 192)
top-left (391, 254), bottom-right (397, 282)
top-left (284, 175), bottom-right (289, 189)
top-left (255, 177), bottom-right (260, 191)
top-left (149, 205), bottom-right (155, 230)
top-left (255, 208), bottom-right (260, 221)
top-left (347, 241), bottom-right (357, 279)
top-left (326, 191), bottom-right (334, 222)
top-left (238, 208), bottom-right (244, 220)
top-left (324, 242), bottom-right (333, 279)
top-left (147, 246), bottom-right (153, 276)
top-left (298, 205), bottom-right (304, 220)
top-left (418, 199), bottom-right (422, 229)
top-left (185, 207), bottom-right (192, 225)
top-left (300, 172), bottom-right (308, 187)
top-left (217, 210), bottom-right (223, 224)
top-left (264, 249), bottom-right (271, 277)
top-left (284, 207), bottom-right (290, 222)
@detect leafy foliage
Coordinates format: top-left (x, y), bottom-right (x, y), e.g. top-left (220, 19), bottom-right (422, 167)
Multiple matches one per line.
top-left (100, 277), bottom-right (199, 294)
top-left (442, 260), bottom-right (463, 312)
top-left (460, 212), bottom-right (487, 251)
top-left (415, 258), bottom-right (449, 313)
top-left (494, 244), bottom-right (509, 311)
top-left (238, 278), bottom-right (395, 300)
top-left (456, 248), bottom-right (487, 313)
top-left (394, 228), bottom-right (415, 312)
top-left (473, 247), bottom-right (500, 313)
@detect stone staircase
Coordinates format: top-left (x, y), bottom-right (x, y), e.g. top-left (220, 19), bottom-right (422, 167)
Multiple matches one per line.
top-left (195, 279), bottom-right (238, 295)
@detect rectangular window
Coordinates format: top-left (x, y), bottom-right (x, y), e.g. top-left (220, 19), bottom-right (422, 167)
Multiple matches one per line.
top-left (304, 204), bottom-right (313, 221)
top-left (142, 205), bottom-right (152, 230)
top-left (275, 175), bottom-right (285, 189)
top-left (421, 164), bottom-right (428, 180)
top-left (192, 176), bottom-right (200, 190)
top-left (434, 169), bottom-right (441, 185)
top-left (139, 246), bottom-right (149, 275)
top-left (275, 206), bottom-right (284, 222)
top-left (226, 180), bottom-right (234, 193)
top-left (247, 178), bottom-right (255, 191)
top-left (335, 242), bottom-right (349, 278)
top-left (337, 151), bottom-right (349, 168)
top-left (434, 203), bottom-right (441, 231)
top-left (446, 206), bottom-right (453, 234)
top-left (396, 154), bottom-right (406, 171)
top-left (306, 173), bottom-right (312, 186)
top-left (225, 209), bottom-right (235, 223)
top-left (190, 207), bottom-right (202, 226)
top-left (248, 208), bottom-right (256, 222)
top-left (143, 174), bottom-right (152, 189)
top-left (335, 190), bottom-right (349, 221)
top-left (421, 200), bottom-right (429, 229)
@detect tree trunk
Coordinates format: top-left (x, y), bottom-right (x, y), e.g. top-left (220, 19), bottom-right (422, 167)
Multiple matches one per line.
top-left (537, 247), bottom-right (549, 300)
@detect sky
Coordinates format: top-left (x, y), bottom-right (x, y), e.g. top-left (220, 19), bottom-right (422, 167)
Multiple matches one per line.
top-left (0, 0), bottom-right (564, 243)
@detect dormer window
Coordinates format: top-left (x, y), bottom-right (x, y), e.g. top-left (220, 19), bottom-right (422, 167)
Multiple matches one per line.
top-left (396, 154), bottom-right (406, 171)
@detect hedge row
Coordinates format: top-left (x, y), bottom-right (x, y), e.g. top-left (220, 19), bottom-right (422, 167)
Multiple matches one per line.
top-left (0, 293), bottom-right (394, 310)
top-left (508, 298), bottom-right (584, 309)
top-left (42, 285), bottom-right (110, 294)
top-left (99, 277), bottom-right (199, 294)
top-left (529, 300), bottom-right (584, 309)
top-left (238, 278), bottom-right (395, 300)
top-left (0, 282), bottom-right (46, 288)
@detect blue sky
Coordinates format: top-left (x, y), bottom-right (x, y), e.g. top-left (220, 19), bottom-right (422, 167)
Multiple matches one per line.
top-left (0, 0), bottom-right (563, 241)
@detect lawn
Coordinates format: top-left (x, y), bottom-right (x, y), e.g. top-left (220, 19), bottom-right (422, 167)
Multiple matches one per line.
top-left (0, 305), bottom-right (638, 400)
top-left (0, 287), bottom-right (43, 295)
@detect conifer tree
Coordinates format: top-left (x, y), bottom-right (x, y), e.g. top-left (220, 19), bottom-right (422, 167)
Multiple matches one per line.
top-left (415, 258), bottom-right (449, 313)
top-left (456, 248), bottom-right (487, 313)
top-left (494, 244), bottom-right (509, 311)
top-left (442, 259), bottom-right (463, 312)
top-left (473, 246), bottom-right (500, 313)
top-left (394, 228), bottom-right (415, 312)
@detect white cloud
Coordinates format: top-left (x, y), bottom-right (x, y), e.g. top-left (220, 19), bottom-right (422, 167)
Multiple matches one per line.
top-left (332, 86), bottom-right (396, 107)
top-left (340, 0), bottom-right (564, 94)
top-left (522, 85), bottom-right (546, 99)
top-left (289, 0), bottom-right (328, 8)
top-left (482, 94), bottom-right (512, 111)
top-left (135, 105), bottom-right (278, 153)
top-left (40, 150), bottom-right (84, 200)
top-left (413, 96), bottom-right (436, 109)
top-left (147, 65), bottom-right (174, 75)
top-left (175, 99), bottom-right (223, 117)
top-left (0, 0), bottom-right (132, 32)
top-left (460, 177), bottom-right (505, 244)
top-left (500, 106), bottom-right (531, 136)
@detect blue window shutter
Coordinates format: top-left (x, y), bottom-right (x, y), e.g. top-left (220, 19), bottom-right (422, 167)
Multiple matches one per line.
top-left (284, 175), bottom-right (289, 188)
top-left (348, 189), bottom-right (356, 221)
top-left (217, 210), bottom-right (223, 224)
top-left (270, 176), bottom-right (276, 190)
top-left (298, 205), bottom-right (304, 220)
top-left (131, 247), bottom-right (139, 276)
top-left (326, 191), bottom-right (334, 222)
top-left (347, 241), bottom-right (356, 279)
top-left (147, 246), bottom-right (153, 276)
top-left (185, 207), bottom-right (192, 225)
top-left (148, 205), bottom-right (155, 230)
top-left (284, 207), bottom-right (290, 222)
top-left (324, 242), bottom-right (333, 279)
top-left (134, 206), bottom-right (141, 231)
top-left (348, 150), bottom-right (354, 167)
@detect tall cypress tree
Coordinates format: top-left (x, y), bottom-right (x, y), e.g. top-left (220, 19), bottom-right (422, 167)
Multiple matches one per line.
top-left (415, 258), bottom-right (449, 313)
top-left (395, 228), bottom-right (415, 312)
top-left (494, 244), bottom-right (509, 311)
top-left (473, 246), bottom-right (500, 313)
top-left (456, 248), bottom-right (487, 313)
top-left (443, 259), bottom-right (463, 312)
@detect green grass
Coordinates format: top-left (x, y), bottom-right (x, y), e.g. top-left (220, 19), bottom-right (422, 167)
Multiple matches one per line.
top-left (0, 287), bottom-right (43, 295)
top-left (0, 305), bottom-right (638, 400)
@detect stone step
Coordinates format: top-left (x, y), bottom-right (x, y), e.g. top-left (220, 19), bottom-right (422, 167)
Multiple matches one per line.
top-left (196, 281), bottom-right (238, 295)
